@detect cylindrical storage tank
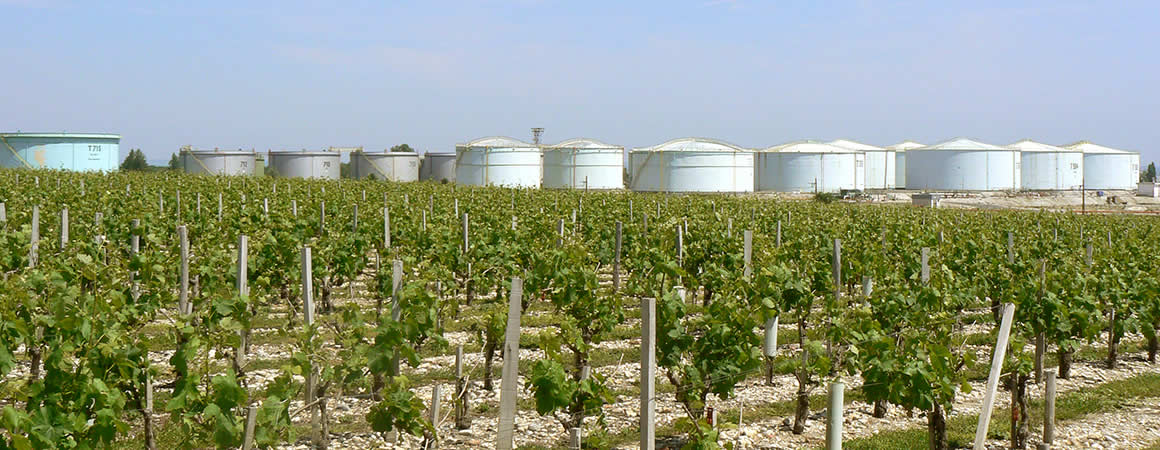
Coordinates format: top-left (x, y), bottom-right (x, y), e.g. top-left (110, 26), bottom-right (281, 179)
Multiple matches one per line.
top-left (887, 141), bottom-right (925, 189)
top-left (543, 138), bottom-right (624, 189)
top-left (350, 150), bottom-right (419, 182)
top-left (1065, 141), bottom-right (1141, 190)
top-left (905, 138), bottom-right (1020, 191)
top-left (756, 141), bottom-right (866, 193)
top-left (420, 152), bottom-right (456, 183)
top-left (267, 150), bottom-right (341, 179)
top-left (0, 132), bottom-right (120, 171)
top-left (180, 149), bottom-right (258, 176)
top-left (455, 137), bottom-right (542, 188)
top-left (628, 137), bottom-right (753, 193)
top-left (1009, 140), bottom-right (1083, 190)
top-left (830, 139), bottom-right (892, 189)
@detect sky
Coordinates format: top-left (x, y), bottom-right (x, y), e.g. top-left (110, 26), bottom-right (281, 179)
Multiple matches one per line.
top-left (1, 0), bottom-right (1158, 165)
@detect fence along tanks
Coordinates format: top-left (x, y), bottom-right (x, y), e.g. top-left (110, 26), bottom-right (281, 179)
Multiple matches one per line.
top-left (179, 147), bottom-right (258, 176)
top-left (629, 137), bottom-right (753, 193)
top-left (267, 149), bottom-right (341, 179)
top-left (1009, 140), bottom-right (1082, 190)
top-left (420, 153), bottom-right (456, 183)
top-left (543, 138), bottom-right (624, 189)
top-left (0, 132), bottom-right (120, 171)
top-left (756, 141), bottom-right (866, 193)
top-left (1065, 141), bottom-right (1141, 191)
top-left (887, 141), bottom-right (924, 189)
top-left (905, 138), bottom-right (1020, 191)
top-left (350, 149), bottom-right (419, 182)
top-left (455, 137), bottom-right (542, 188)
top-left (830, 139), bottom-right (893, 189)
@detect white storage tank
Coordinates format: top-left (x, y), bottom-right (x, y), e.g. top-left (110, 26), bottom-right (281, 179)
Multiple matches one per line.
top-left (180, 148), bottom-right (258, 176)
top-left (1064, 141), bottom-right (1141, 191)
top-left (420, 153), bottom-right (456, 183)
top-left (1009, 140), bottom-right (1083, 190)
top-left (905, 138), bottom-right (1020, 191)
top-left (830, 139), bottom-right (893, 189)
top-left (543, 138), bottom-right (624, 189)
top-left (756, 141), bottom-right (866, 193)
top-left (351, 150), bottom-right (419, 182)
top-left (455, 137), bottom-right (542, 188)
top-left (267, 150), bottom-right (341, 179)
top-left (629, 137), bottom-right (753, 193)
top-left (887, 141), bottom-right (924, 189)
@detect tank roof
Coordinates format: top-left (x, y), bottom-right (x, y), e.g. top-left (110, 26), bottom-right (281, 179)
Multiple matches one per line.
top-left (886, 141), bottom-right (925, 151)
top-left (1063, 141), bottom-right (1138, 155)
top-left (1, 132), bottom-right (120, 139)
top-left (915, 138), bottom-right (1011, 151)
top-left (547, 138), bottom-right (623, 150)
top-left (761, 140), bottom-right (860, 153)
top-left (459, 136), bottom-right (537, 148)
top-left (181, 148), bottom-right (258, 155)
top-left (354, 150), bottom-right (419, 156)
top-left (632, 137), bottom-right (747, 153)
top-left (268, 149), bottom-right (342, 156)
top-left (1007, 140), bottom-right (1078, 153)
top-left (828, 139), bottom-right (885, 151)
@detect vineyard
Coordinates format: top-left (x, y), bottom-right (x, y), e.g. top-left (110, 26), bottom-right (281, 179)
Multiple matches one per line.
top-left (0, 169), bottom-right (1158, 450)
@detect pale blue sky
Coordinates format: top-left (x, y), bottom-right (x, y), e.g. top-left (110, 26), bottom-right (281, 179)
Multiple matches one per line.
top-left (1, 1), bottom-right (1157, 165)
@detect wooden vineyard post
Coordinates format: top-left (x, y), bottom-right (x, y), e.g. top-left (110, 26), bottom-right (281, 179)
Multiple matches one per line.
top-left (424, 384), bottom-right (442, 449)
top-left (292, 200), bottom-right (298, 217)
top-left (263, 198), bottom-right (268, 217)
top-left (319, 201), bottom-right (326, 232)
top-left (462, 213), bottom-right (469, 254)
top-left (455, 344), bottom-right (471, 429)
top-left (1007, 231), bottom-right (1015, 265)
top-left (974, 303), bottom-right (1016, 450)
top-left (236, 235), bottom-right (249, 368)
top-left (242, 404), bottom-right (258, 450)
top-left (569, 428), bottom-right (581, 450)
top-left (557, 218), bottom-right (564, 247)
top-left (826, 379), bottom-right (844, 450)
top-left (613, 221), bottom-right (622, 292)
top-left (1035, 260), bottom-right (1046, 383)
top-left (197, 193), bottom-right (201, 216)
top-left (391, 260), bottom-right (403, 376)
top-left (130, 219), bottom-right (140, 299)
top-left (496, 277), bottom-right (523, 450)
top-left (59, 207), bottom-right (68, 249)
top-left (1043, 369), bottom-right (1057, 448)
top-left (178, 225), bottom-right (190, 315)
top-left (1085, 243), bottom-right (1093, 267)
top-left (676, 224), bottom-right (684, 264)
top-left (921, 247), bottom-right (931, 284)
top-left (641, 294), bottom-right (656, 450)
top-left (218, 192), bottom-right (223, 222)
top-left (144, 374), bottom-right (155, 450)
top-left (833, 239), bottom-right (842, 298)
top-left (383, 207), bottom-right (391, 249)
top-left (351, 204), bottom-right (358, 233)
top-left (776, 220), bottom-right (782, 247)
top-left (0, 202), bottom-right (5, 222)
top-left (743, 230), bottom-right (753, 278)
top-left (301, 246), bottom-right (322, 448)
